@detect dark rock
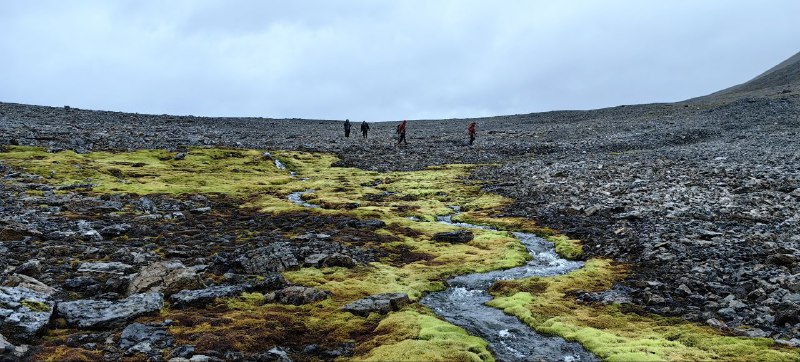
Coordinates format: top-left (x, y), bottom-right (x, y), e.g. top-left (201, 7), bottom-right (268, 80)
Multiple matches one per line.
top-left (174, 152), bottom-right (186, 160)
top-left (168, 345), bottom-right (196, 359)
top-left (119, 323), bottom-right (174, 356)
top-left (0, 287), bottom-right (54, 343)
top-left (64, 276), bottom-right (99, 290)
top-left (241, 243), bottom-right (299, 274)
top-left (347, 219), bottom-right (386, 230)
top-left (12, 260), bottom-right (41, 277)
top-left (273, 286), bottom-right (329, 305)
top-left (342, 293), bottom-right (410, 316)
top-left (775, 302), bottom-right (800, 324)
top-left (432, 230), bottom-right (474, 243)
top-left (322, 253), bottom-right (355, 268)
top-left (99, 224), bottom-right (131, 237)
top-left (56, 292), bottom-right (164, 329)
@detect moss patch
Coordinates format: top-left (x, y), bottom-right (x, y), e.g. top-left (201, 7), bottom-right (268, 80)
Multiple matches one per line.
top-left (488, 259), bottom-right (800, 361)
top-left (353, 309), bottom-right (494, 362)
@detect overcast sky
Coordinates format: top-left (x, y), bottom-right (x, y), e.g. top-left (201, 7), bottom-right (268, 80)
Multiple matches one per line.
top-left (1, 1), bottom-right (798, 121)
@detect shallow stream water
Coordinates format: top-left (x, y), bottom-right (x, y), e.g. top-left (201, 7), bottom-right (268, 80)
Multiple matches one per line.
top-left (421, 215), bottom-right (596, 361)
top-left (287, 194), bottom-right (596, 361)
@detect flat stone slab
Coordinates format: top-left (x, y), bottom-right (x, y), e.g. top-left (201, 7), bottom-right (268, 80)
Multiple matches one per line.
top-left (77, 262), bottom-right (134, 275)
top-left (57, 292), bottom-right (163, 329)
top-left (170, 285), bottom-right (246, 308)
top-left (342, 293), bottom-right (410, 316)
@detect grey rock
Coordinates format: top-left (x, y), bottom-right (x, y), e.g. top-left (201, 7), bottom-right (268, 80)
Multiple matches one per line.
top-left (1, 274), bottom-right (56, 297)
top-left (78, 262), bottom-right (134, 275)
top-left (342, 292), bottom-right (410, 316)
top-left (57, 292), bottom-right (163, 329)
top-left (168, 345), bottom-right (196, 359)
top-left (432, 230), bottom-right (474, 243)
top-left (0, 287), bottom-right (53, 343)
top-left (304, 253), bottom-right (328, 267)
top-left (119, 323), bottom-right (174, 356)
top-left (127, 261), bottom-right (203, 296)
top-left (189, 207), bottom-right (211, 214)
top-left (170, 285), bottom-right (245, 308)
top-left (262, 347), bottom-right (292, 362)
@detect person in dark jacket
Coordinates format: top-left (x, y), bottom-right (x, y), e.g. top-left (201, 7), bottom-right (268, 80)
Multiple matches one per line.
top-left (344, 119), bottom-right (352, 138)
top-left (468, 122), bottom-right (476, 145)
top-left (397, 120), bottom-right (407, 145)
top-left (360, 121), bottom-right (370, 139)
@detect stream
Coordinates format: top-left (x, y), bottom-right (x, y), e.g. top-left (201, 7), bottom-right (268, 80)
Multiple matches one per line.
top-left (421, 215), bottom-right (596, 361)
top-left (288, 192), bottom-right (596, 361)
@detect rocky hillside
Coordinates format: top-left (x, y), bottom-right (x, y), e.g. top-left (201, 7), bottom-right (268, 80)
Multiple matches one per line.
top-left (691, 50), bottom-right (800, 103)
top-left (1, 50), bottom-right (800, 360)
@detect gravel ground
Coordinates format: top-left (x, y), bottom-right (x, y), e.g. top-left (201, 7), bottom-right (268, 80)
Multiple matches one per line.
top-left (2, 79), bottom-right (800, 343)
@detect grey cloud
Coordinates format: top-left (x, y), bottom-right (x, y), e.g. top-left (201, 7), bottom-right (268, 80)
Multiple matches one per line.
top-left (1, 1), bottom-right (798, 120)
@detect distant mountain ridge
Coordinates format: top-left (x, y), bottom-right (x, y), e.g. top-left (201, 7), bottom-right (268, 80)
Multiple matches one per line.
top-left (694, 50), bottom-right (800, 102)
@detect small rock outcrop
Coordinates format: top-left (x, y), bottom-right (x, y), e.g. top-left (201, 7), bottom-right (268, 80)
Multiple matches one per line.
top-left (57, 292), bottom-right (164, 329)
top-left (270, 286), bottom-right (330, 306)
top-left (127, 261), bottom-right (203, 296)
top-left (241, 243), bottom-right (299, 274)
top-left (0, 286), bottom-right (54, 343)
top-left (432, 230), bottom-right (474, 243)
top-left (119, 323), bottom-right (175, 357)
top-left (342, 293), bottom-right (410, 316)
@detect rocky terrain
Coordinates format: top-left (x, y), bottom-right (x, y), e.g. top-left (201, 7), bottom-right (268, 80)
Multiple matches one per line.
top-left (2, 50), bottom-right (800, 359)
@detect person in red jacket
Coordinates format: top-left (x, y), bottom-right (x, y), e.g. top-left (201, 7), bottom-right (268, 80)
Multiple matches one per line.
top-left (468, 122), bottom-right (476, 145)
top-left (397, 120), bottom-right (407, 145)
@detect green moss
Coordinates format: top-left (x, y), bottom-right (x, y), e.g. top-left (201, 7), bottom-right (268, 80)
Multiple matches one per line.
top-left (21, 299), bottom-right (51, 312)
top-left (353, 310), bottom-right (494, 362)
top-left (547, 235), bottom-right (584, 259)
top-left (487, 259), bottom-right (800, 361)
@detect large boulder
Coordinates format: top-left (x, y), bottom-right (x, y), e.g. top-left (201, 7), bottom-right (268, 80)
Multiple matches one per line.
top-left (241, 243), bottom-right (299, 274)
top-left (170, 285), bottom-right (246, 308)
top-left (127, 261), bottom-right (203, 296)
top-left (432, 230), bottom-right (474, 243)
top-left (56, 292), bottom-right (163, 329)
top-left (0, 287), bottom-right (54, 343)
top-left (342, 293), bottom-right (410, 317)
top-left (271, 286), bottom-right (329, 305)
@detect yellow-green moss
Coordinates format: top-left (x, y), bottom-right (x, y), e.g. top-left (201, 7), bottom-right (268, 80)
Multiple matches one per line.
top-left (487, 259), bottom-right (800, 361)
top-left (353, 309), bottom-right (494, 362)
top-left (20, 299), bottom-right (51, 312)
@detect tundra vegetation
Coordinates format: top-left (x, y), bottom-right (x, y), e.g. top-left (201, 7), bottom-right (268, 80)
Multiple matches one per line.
top-left (0, 145), bottom-right (797, 361)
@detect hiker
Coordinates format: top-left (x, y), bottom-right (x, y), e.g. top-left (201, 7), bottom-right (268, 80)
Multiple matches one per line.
top-left (344, 119), bottom-right (352, 138)
top-left (468, 122), bottom-right (476, 145)
top-left (397, 120), bottom-right (407, 145)
top-left (360, 121), bottom-right (370, 139)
